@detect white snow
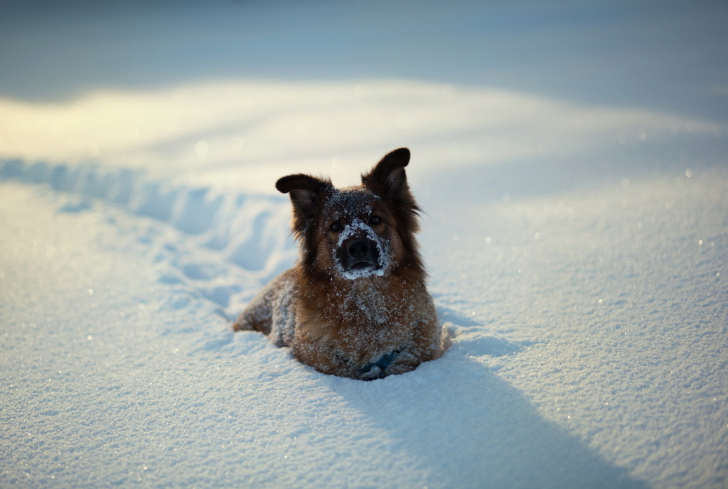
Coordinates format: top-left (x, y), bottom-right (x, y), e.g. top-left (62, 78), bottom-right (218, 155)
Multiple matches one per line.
top-left (1, 2), bottom-right (728, 488)
top-left (2, 121), bottom-right (726, 488)
top-left (1, 79), bottom-right (724, 193)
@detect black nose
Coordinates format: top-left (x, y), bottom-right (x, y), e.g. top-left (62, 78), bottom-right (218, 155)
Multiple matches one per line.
top-left (339, 236), bottom-right (380, 271)
top-left (347, 239), bottom-right (371, 259)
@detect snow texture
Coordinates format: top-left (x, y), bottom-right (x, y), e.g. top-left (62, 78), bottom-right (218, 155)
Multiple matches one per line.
top-left (1, 2), bottom-right (728, 488)
top-left (2, 139), bottom-right (726, 488)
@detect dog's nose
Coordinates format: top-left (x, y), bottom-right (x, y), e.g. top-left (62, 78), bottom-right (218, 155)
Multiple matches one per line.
top-left (339, 236), bottom-right (380, 272)
top-left (347, 239), bottom-right (371, 259)
top-left (339, 236), bottom-right (379, 270)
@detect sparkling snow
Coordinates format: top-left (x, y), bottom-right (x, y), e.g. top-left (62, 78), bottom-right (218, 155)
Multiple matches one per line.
top-left (1, 2), bottom-right (727, 488)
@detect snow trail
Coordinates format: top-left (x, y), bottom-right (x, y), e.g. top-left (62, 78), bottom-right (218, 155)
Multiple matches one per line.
top-left (1, 159), bottom-right (297, 319)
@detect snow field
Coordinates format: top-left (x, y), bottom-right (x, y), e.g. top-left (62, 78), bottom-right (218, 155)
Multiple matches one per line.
top-left (2, 153), bottom-right (726, 488)
top-left (2, 2), bottom-right (727, 486)
top-left (0, 181), bottom-right (636, 489)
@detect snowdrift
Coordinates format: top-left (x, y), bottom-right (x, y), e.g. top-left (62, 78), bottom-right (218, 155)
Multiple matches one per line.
top-left (2, 140), bottom-right (726, 488)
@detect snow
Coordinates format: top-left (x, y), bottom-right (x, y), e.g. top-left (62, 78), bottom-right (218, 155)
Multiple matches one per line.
top-left (1, 79), bottom-right (724, 193)
top-left (2, 135), bottom-right (726, 489)
top-left (1, 2), bottom-right (728, 488)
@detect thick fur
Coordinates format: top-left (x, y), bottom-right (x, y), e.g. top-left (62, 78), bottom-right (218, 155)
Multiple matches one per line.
top-left (234, 148), bottom-right (444, 380)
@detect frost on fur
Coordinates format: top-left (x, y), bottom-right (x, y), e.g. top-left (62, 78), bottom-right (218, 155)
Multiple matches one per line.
top-left (234, 148), bottom-right (444, 380)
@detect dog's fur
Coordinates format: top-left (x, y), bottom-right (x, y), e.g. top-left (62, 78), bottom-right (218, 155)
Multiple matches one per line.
top-left (233, 148), bottom-right (444, 380)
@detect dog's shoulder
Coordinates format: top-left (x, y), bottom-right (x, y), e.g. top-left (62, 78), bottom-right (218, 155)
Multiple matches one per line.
top-left (233, 268), bottom-right (299, 342)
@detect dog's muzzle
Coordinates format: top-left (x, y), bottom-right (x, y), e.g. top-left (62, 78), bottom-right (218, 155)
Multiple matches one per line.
top-left (339, 236), bottom-right (381, 272)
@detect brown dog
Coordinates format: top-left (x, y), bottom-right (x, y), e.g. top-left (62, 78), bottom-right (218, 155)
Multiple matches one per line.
top-left (233, 148), bottom-right (444, 380)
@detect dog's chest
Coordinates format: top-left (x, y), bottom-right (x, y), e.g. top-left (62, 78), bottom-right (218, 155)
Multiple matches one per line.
top-left (299, 279), bottom-right (416, 347)
top-left (340, 285), bottom-right (392, 325)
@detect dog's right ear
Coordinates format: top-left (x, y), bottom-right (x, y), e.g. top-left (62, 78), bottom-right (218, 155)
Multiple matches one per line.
top-left (276, 174), bottom-right (331, 231)
top-left (361, 147), bottom-right (411, 202)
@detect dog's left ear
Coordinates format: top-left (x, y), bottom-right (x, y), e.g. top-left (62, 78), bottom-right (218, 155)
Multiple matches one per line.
top-left (361, 147), bottom-right (412, 203)
top-left (276, 174), bottom-right (329, 216)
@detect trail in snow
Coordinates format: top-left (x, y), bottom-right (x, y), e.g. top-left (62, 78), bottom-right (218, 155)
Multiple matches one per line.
top-left (0, 159), bottom-right (297, 321)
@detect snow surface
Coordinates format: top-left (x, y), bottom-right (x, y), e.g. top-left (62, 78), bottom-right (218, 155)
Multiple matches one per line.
top-left (1, 2), bottom-right (728, 488)
top-left (2, 131), bottom-right (726, 488)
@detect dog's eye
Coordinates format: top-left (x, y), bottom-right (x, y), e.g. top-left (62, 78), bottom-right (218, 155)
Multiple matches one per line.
top-left (369, 215), bottom-right (382, 226)
top-left (329, 222), bottom-right (341, 232)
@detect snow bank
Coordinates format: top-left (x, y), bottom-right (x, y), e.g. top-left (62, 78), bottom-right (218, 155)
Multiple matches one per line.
top-left (1, 80), bottom-right (725, 192)
top-left (1, 64), bottom-right (727, 489)
top-left (2, 141), bottom-right (726, 487)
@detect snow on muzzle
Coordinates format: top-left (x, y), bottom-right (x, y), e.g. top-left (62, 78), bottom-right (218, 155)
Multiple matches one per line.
top-left (335, 219), bottom-right (390, 280)
top-left (340, 235), bottom-right (379, 270)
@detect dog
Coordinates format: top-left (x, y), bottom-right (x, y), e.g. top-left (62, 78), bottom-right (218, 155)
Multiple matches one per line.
top-left (233, 148), bottom-right (445, 380)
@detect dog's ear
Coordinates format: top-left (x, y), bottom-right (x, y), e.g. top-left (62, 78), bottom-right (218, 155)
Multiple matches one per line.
top-left (276, 174), bottom-right (331, 232)
top-left (362, 147), bottom-right (414, 203)
top-left (362, 147), bottom-right (420, 232)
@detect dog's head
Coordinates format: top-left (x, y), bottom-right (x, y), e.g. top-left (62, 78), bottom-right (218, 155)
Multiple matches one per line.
top-left (276, 148), bottom-right (423, 280)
